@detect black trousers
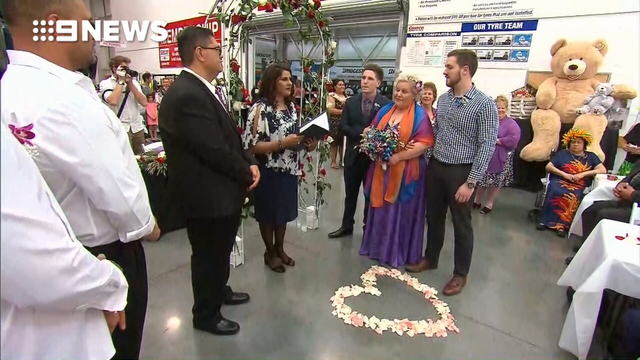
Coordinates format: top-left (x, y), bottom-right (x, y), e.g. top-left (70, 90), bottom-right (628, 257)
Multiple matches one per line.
top-left (86, 240), bottom-right (147, 360)
top-left (186, 212), bottom-right (241, 323)
top-left (425, 159), bottom-right (474, 277)
top-left (342, 154), bottom-right (371, 230)
top-left (581, 200), bottom-right (632, 239)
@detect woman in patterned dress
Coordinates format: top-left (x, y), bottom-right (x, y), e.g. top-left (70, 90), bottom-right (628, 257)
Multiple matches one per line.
top-left (537, 128), bottom-right (607, 237)
top-left (327, 79), bottom-right (347, 169)
top-left (474, 95), bottom-right (521, 214)
top-left (243, 64), bottom-right (318, 273)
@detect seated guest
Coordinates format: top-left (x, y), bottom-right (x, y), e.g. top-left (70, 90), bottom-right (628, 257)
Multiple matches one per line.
top-left (618, 121), bottom-right (640, 175)
top-left (473, 95), bottom-right (521, 214)
top-left (581, 160), bottom-right (640, 238)
top-left (537, 128), bottom-right (607, 237)
top-left (359, 74), bottom-right (434, 268)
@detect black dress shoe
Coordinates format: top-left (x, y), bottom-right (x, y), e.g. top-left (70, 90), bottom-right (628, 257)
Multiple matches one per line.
top-left (193, 317), bottom-right (240, 335)
top-left (224, 292), bottom-right (250, 305)
top-left (328, 227), bottom-right (353, 238)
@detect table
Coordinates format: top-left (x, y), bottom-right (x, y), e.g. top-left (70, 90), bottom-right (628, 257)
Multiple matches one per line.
top-left (557, 219), bottom-right (640, 360)
top-left (568, 175), bottom-right (622, 237)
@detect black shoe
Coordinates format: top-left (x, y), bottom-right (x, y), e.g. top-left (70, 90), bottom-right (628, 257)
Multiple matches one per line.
top-left (556, 230), bottom-right (566, 238)
top-left (328, 227), bottom-right (353, 238)
top-left (536, 223), bottom-right (545, 231)
top-left (224, 292), bottom-right (250, 305)
top-left (193, 317), bottom-right (240, 335)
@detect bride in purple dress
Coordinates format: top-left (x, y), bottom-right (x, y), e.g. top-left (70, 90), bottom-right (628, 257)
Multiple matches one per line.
top-left (359, 75), bottom-right (435, 268)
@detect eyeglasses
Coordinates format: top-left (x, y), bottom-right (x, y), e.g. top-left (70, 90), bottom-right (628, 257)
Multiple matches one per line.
top-left (198, 46), bottom-right (222, 54)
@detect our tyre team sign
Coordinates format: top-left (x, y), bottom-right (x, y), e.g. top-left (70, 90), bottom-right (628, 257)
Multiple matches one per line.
top-left (158, 16), bottom-right (222, 69)
top-left (408, 0), bottom-right (640, 24)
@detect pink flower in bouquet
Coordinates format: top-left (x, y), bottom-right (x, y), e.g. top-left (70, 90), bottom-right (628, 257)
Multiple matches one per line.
top-left (357, 126), bottom-right (404, 170)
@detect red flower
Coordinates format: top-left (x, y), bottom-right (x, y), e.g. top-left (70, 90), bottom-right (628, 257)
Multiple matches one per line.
top-left (308, 10), bottom-right (315, 19)
top-left (237, 127), bottom-right (244, 135)
top-left (314, 0), bottom-right (321, 8)
top-left (156, 157), bottom-right (165, 164)
top-left (303, 66), bottom-right (310, 73)
top-left (232, 63), bottom-right (240, 73)
top-left (139, 155), bottom-right (145, 161)
top-left (242, 88), bottom-right (250, 99)
top-left (318, 20), bottom-right (325, 28)
top-left (265, 2), bottom-right (274, 12)
top-left (320, 168), bottom-right (326, 176)
top-left (231, 14), bottom-right (245, 24)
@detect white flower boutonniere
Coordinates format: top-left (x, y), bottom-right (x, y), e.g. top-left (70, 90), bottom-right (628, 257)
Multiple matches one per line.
top-left (374, 103), bottom-right (381, 111)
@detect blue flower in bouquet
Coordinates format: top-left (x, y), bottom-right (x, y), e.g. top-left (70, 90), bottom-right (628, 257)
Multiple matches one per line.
top-left (357, 126), bottom-right (405, 170)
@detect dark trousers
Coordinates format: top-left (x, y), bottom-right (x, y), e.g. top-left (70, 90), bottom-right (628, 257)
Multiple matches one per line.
top-left (581, 200), bottom-right (632, 239)
top-left (425, 159), bottom-right (474, 277)
top-left (86, 240), bottom-right (147, 360)
top-left (341, 154), bottom-right (371, 230)
top-left (186, 213), bottom-right (241, 323)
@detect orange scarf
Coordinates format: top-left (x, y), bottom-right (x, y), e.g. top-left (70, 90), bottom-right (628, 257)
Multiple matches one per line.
top-left (370, 103), bottom-right (418, 208)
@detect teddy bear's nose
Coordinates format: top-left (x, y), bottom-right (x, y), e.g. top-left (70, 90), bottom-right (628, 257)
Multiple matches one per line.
top-left (568, 64), bottom-right (578, 71)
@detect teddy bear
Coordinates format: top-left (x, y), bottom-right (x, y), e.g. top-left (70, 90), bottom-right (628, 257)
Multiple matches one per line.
top-left (520, 38), bottom-right (637, 162)
top-left (575, 83), bottom-right (615, 116)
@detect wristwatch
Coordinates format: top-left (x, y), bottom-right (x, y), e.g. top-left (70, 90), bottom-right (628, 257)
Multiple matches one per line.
top-left (466, 181), bottom-right (476, 189)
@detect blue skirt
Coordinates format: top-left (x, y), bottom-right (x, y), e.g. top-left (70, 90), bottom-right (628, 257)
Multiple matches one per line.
top-left (254, 165), bottom-right (298, 226)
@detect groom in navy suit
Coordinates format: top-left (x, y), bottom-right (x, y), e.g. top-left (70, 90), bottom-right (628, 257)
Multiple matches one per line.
top-left (329, 64), bottom-right (390, 238)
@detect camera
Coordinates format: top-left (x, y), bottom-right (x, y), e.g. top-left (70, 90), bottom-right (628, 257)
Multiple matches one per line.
top-left (117, 65), bottom-right (138, 78)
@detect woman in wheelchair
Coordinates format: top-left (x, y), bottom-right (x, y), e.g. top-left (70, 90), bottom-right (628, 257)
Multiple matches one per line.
top-left (537, 128), bottom-right (607, 237)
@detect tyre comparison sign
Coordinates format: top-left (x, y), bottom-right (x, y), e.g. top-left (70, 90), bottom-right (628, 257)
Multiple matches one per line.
top-left (158, 16), bottom-right (222, 69)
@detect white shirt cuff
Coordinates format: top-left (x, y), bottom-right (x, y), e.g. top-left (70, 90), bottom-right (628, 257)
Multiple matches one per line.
top-left (122, 215), bottom-right (155, 242)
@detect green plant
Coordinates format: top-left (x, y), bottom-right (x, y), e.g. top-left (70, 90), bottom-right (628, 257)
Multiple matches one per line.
top-left (136, 151), bottom-right (167, 176)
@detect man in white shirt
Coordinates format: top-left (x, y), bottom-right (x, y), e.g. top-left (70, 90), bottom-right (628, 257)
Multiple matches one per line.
top-left (1, 124), bottom-right (129, 360)
top-left (100, 55), bottom-right (148, 155)
top-left (2, 1), bottom-right (160, 359)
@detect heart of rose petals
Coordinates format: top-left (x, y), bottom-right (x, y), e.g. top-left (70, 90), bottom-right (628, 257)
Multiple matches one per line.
top-left (329, 265), bottom-right (460, 338)
top-left (615, 235), bottom-right (626, 240)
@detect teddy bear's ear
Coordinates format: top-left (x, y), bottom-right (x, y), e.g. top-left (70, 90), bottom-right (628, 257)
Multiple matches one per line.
top-left (550, 39), bottom-right (567, 56)
top-left (592, 39), bottom-right (608, 56)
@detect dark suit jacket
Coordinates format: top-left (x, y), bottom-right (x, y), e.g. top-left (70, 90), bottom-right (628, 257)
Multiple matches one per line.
top-left (620, 160), bottom-right (640, 204)
top-left (158, 70), bottom-right (257, 219)
top-left (340, 93), bottom-right (391, 166)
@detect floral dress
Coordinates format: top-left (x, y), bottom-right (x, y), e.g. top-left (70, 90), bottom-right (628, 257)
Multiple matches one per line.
top-left (328, 93), bottom-right (346, 140)
top-left (242, 99), bottom-right (300, 226)
top-left (242, 99), bottom-right (300, 176)
top-left (539, 150), bottom-right (602, 232)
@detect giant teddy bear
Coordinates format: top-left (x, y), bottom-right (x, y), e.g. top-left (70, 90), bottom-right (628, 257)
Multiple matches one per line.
top-left (520, 38), bottom-right (637, 162)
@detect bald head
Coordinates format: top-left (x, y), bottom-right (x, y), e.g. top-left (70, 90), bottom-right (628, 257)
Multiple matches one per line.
top-left (3, 0), bottom-right (74, 29)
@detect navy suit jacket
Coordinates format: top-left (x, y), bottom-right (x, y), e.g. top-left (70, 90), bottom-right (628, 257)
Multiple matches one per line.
top-left (340, 93), bottom-right (391, 166)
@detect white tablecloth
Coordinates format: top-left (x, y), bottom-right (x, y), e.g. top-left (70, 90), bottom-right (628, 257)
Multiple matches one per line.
top-left (558, 219), bottom-right (640, 360)
top-left (569, 175), bottom-right (621, 237)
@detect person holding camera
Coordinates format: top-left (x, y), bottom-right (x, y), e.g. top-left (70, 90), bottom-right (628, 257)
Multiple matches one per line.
top-left (100, 56), bottom-right (148, 155)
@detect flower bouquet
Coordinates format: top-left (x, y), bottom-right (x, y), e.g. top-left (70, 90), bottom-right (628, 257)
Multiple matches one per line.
top-left (358, 126), bottom-right (404, 170)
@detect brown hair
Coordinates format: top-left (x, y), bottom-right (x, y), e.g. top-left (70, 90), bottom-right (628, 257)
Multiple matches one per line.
top-left (422, 81), bottom-right (438, 100)
top-left (108, 55), bottom-right (131, 71)
top-left (259, 64), bottom-right (294, 106)
top-left (447, 49), bottom-right (478, 77)
top-left (363, 63), bottom-right (384, 81)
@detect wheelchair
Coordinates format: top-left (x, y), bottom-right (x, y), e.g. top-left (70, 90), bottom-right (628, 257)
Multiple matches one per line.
top-left (527, 149), bottom-right (557, 224)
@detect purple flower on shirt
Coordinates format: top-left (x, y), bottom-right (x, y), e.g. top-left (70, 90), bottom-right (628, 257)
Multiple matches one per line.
top-left (8, 123), bottom-right (36, 147)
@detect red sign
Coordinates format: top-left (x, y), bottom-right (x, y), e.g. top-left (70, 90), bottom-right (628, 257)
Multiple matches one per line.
top-left (158, 16), bottom-right (222, 69)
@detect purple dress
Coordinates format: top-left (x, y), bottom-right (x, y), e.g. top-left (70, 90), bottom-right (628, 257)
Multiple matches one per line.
top-left (359, 116), bottom-right (434, 268)
top-left (478, 117), bottom-right (521, 188)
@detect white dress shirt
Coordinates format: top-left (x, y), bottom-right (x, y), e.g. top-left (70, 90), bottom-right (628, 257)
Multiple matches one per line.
top-left (1, 50), bottom-right (155, 247)
top-left (99, 76), bottom-right (146, 133)
top-left (1, 124), bottom-right (129, 360)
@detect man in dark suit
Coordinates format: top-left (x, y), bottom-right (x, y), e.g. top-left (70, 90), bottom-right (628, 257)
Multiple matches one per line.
top-left (581, 160), bottom-right (640, 238)
top-left (158, 26), bottom-right (260, 336)
top-left (328, 64), bottom-right (390, 238)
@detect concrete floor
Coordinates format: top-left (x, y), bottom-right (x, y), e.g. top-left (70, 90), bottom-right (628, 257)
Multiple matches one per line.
top-left (140, 167), bottom-right (577, 360)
